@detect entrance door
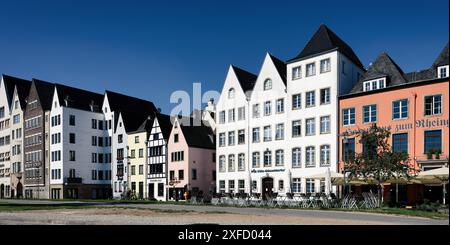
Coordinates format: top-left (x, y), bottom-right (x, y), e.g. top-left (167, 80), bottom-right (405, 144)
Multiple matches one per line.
top-left (0, 184), bottom-right (4, 198)
top-left (262, 177), bottom-right (273, 200)
top-left (16, 183), bottom-right (23, 198)
top-left (138, 182), bottom-right (143, 199)
top-left (148, 183), bottom-right (155, 199)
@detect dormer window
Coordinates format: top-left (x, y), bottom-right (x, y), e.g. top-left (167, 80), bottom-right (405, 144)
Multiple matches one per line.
top-left (228, 88), bottom-right (235, 99)
top-left (438, 66), bottom-right (449, 78)
top-left (363, 77), bottom-right (386, 92)
top-left (264, 79), bottom-right (272, 90)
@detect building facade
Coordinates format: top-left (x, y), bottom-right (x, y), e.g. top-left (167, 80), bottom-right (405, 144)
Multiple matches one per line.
top-left (216, 25), bottom-right (364, 197)
top-left (168, 117), bottom-right (216, 200)
top-left (339, 45), bottom-right (449, 204)
top-left (49, 84), bottom-right (111, 199)
top-left (147, 113), bottom-right (172, 201)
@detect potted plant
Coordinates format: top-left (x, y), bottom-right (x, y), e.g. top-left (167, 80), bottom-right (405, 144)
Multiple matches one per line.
top-left (427, 149), bottom-right (435, 160)
top-left (435, 150), bottom-right (441, 160)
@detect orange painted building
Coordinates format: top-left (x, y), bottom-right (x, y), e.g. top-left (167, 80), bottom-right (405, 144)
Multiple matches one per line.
top-left (338, 44), bottom-right (449, 205)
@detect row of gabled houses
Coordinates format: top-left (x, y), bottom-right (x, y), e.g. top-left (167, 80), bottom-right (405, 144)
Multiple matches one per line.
top-left (0, 76), bottom-right (216, 200)
top-left (1, 24), bottom-right (448, 204)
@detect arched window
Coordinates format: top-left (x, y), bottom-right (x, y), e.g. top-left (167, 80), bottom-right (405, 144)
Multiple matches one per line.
top-left (228, 88), bottom-right (235, 99)
top-left (264, 79), bottom-right (272, 90)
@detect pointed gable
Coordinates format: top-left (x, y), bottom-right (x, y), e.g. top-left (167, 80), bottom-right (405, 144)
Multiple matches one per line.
top-left (231, 65), bottom-right (257, 93)
top-left (268, 53), bottom-right (287, 85)
top-left (350, 52), bottom-right (407, 93)
top-left (155, 113), bottom-right (173, 140)
top-left (289, 24), bottom-right (364, 69)
top-left (105, 90), bottom-right (158, 133)
top-left (1, 74), bottom-right (31, 109)
top-left (31, 79), bottom-right (55, 111)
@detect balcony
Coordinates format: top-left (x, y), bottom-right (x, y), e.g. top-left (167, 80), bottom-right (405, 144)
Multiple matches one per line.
top-left (65, 177), bottom-right (82, 184)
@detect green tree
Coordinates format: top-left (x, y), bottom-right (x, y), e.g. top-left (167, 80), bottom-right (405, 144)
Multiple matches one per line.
top-left (343, 124), bottom-right (413, 204)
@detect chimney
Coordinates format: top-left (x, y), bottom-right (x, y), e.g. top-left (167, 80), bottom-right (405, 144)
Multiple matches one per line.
top-left (64, 95), bottom-right (70, 107)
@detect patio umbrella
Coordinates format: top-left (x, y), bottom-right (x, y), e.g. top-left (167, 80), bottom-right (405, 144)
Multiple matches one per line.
top-left (415, 166), bottom-right (449, 205)
top-left (310, 169), bottom-right (344, 189)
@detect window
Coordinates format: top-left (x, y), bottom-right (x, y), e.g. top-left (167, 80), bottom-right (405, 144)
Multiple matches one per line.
top-left (228, 88), bottom-right (235, 99)
top-left (252, 104), bottom-right (260, 118)
top-left (275, 150), bottom-right (284, 166)
top-left (320, 58), bottom-right (331, 73)
top-left (264, 101), bottom-right (271, 116)
top-left (238, 153), bottom-right (245, 171)
top-left (393, 133), bottom-right (408, 153)
top-left (424, 95), bottom-right (442, 116)
top-left (306, 63), bottom-right (316, 77)
top-left (118, 134), bottom-right (123, 143)
top-left (98, 137), bottom-right (103, 147)
top-left (174, 134), bottom-right (179, 143)
top-left (219, 155), bottom-right (226, 172)
top-left (228, 180), bottom-right (235, 193)
top-left (13, 114), bottom-right (20, 124)
top-left (276, 99), bottom-right (284, 113)
top-left (292, 94), bottom-right (301, 110)
top-left (278, 180), bottom-right (284, 191)
top-left (378, 79), bottom-right (385, 89)
top-left (320, 88), bottom-right (330, 105)
top-left (0, 107), bottom-right (4, 119)
top-left (275, 123), bottom-right (284, 140)
top-left (252, 181), bottom-right (257, 191)
top-left (292, 66), bottom-right (301, 80)
top-left (363, 78), bottom-right (386, 91)
top-left (69, 115), bottom-right (75, 126)
top-left (228, 154), bottom-right (235, 172)
top-left (219, 133), bottom-right (226, 147)
top-left (69, 133), bottom-right (75, 144)
top-left (306, 118), bottom-right (315, 136)
top-left (92, 153), bottom-right (97, 163)
top-left (139, 149), bottom-right (144, 158)
top-left (393, 99), bottom-right (408, 119)
top-left (306, 91), bottom-right (315, 107)
top-left (131, 166), bottom-right (136, 175)
top-left (342, 138), bottom-right (355, 161)
top-left (135, 136), bottom-right (139, 143)
top-left (238, 129), bottom-right (245, 144)
top-left (130, 150), bottom-right (136, 158)
top-left (306, 179), bottom-right (315, 193)
top-left (91, 136), bottom-right (97, 146)
top-left (228, 131), bottom-right (235, 146)
top-left (292, 148), bottom-right (301, 168)
top-left (292, 120), bottom-right (301, 137)
top-left (292, 178), bottom-right (301, 193)
top-left (320, 116), bottom-right (330, 134)
top-left (363, 105), bottom-right (377, 123)
top-left (69, 169), bottom-right (76, 178)
top-left (305, 146), bottom-right (315, 167)
top-left (228, 109), bottom-right (235, 122)
top-left (192, 169), bottom-right (197, 180)
top-left (219, 111), bottom-right (226, 124)
top-left (342, 108), bottom-right (355, 126)
top-left (69, 151), bottom-right (76, 161)
top-left (178, 170), bottom-right (184, 180)
top-left (424, 130), bottom-right (442, 153)
top-left (238, 107), bottom-right (245, 121)
top-left (438, 66), bottom-right (448, 78)
top-left (219, 180), bottom-right (225, 192)
top-left (263, 150), bottom-right (272, 167)
top-left (320, 145), bottom-right (331, 166)
top-left (341, 61), bottom-right (346, 75)
top-left (158, 183), bottom-right (164, 197)
top-left (264, 79), bottom-right (272, 90)
top-left (263, 126), bottom-right (271, 141)
top-left (170, 171), bottom-right (175, 180)
top-left (252, 152), bottom-right (260, 168)
top-left (252, 128), bottom-right (260, 143)
top-left (238, 180), bottom-right (245, 193)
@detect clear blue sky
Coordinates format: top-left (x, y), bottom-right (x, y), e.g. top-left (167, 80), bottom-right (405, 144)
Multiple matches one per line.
top-left (1, 0), bottom-right (448, 114)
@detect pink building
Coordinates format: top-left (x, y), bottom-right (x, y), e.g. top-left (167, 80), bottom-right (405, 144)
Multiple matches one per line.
top-left (167, 117), bottom-right (216, 200)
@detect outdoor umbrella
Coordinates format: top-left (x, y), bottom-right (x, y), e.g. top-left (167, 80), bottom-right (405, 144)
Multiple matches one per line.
top-left (415, 166), bottom-right (449, 205)
top-left (386, 175), bottom-right (411, 203)
top-left (310, 169), bottom-right (344, 193)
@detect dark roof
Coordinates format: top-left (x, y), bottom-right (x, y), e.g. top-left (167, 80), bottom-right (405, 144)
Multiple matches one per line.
top-left (155, 113), bottom-right (173, 140)
top-left (31, 79), bottom-right (55, 111)
top-left (1, 74), bottom-right (31, 109)
top-left (105, 90), bottom-right (158, 133)
top-left (432, 43), bottom-right (449, 67)
top-left (55, 83), bottom-right (104, 112)
top-left (268, 54), bottom-right (287, 85)
top-left (231, 65), bottom-right (257, 93)
top-left (179, 117), bottom-right (215, 149)
top-left (350, 52), bottom-right (407, 93)
top-left (289, 24), bottom-right (364, 69)
top-left (405, 69), bottom-right (435, 82)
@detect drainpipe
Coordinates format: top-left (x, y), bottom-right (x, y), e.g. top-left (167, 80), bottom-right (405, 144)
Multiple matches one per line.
top-left (412, 92), bottom-right (417, 172)
top-left (247, 96), bottom-right (252, 195)
top-left (145, 139), bottom-right (149, 199)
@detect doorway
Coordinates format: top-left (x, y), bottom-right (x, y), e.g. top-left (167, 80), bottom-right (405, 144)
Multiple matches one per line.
top-left (148, 183), bottom-right (155, 199)
top-left (262, 177), bottom-right (273, 200)
top-left (0, 184), bottom-right (4, 198)
top-left (16, 183), bottom-right (23, 198)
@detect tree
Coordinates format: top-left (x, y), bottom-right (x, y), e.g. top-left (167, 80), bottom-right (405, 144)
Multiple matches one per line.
top-left (343, 124), bottom-right (413, 204)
